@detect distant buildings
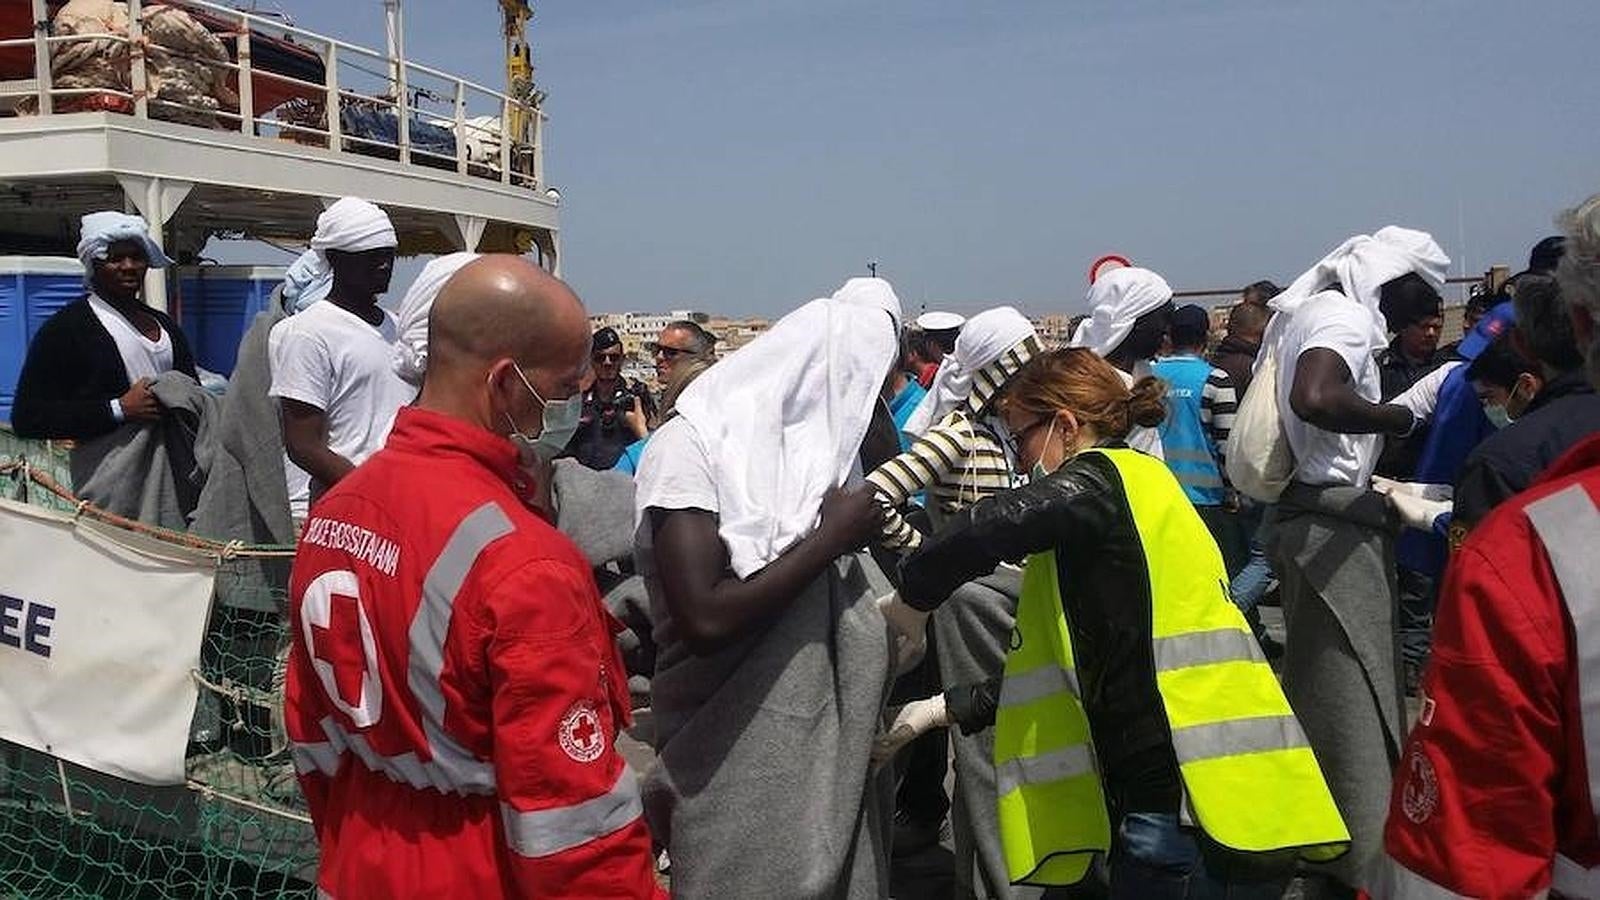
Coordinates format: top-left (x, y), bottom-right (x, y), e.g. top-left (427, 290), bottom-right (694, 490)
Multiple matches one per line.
top-left (590, 309), bottom-right (777, 388)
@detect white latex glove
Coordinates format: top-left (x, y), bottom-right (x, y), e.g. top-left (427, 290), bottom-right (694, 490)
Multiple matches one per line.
top-left (1372, 477), bottom-right (1452, 531)
top-left (872, 695), bottom-right (951, 765)
top-left (878, 592), bottom-right (930, 677)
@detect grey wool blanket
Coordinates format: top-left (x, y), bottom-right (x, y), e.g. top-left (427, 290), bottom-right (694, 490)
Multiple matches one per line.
top-left (1271, 481), bottom-right (1403, 891)
top-left (642, 550), bottom-right (895, 899)
top-left (930, 566), bottom-right (1045, 900)
top-left (71, 370), bottom-right (219, 532)
top-left (190, 306), bottom-right (295, 613)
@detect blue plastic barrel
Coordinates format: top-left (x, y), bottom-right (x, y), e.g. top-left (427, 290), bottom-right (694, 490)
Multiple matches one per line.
top-left (177, 265), bottom-right (286, 376)
top-left (0, 257), bottom-right (89, 424)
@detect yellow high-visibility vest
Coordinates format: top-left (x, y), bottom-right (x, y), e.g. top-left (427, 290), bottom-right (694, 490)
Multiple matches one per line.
top-left (994, 448), bottom-right (1349, 887)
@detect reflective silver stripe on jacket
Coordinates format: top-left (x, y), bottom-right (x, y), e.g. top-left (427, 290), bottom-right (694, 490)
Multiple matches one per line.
top-left (1366, 852), bottom-right (1489, 899)
top-left (406, 502), bottom-right (514, 793)
top-left (999, 664), bottom-right (1080, 709)
top-left (1152, 627), bottom-right (1264, 673)
top-left (995, 743), bottom-right (1095, 797)
top-left (501, 763), bottom-right (643, 858)
top-left (1168, 713), bottom-right (1309, 764)
top-left (1553, 852), bottom-right (1600, 899)
top-left (1526, 483), bottom-right (1600, 894)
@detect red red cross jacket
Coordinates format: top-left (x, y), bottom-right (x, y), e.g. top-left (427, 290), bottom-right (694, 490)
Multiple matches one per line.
top-left (1369, 433), bottom-right (1600, 899)
top-left (284, 407), bottom-right (662, 899)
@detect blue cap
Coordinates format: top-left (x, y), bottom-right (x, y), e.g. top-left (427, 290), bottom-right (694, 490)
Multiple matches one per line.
top-left (1457, 301), bottom-right (1515, 360)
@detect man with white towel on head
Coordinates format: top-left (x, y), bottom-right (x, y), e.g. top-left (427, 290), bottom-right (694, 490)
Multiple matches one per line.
top-left (1260, 227), bottom-right (1451, 898)
top-left (635, 276), bottom-right (903, 898)
top-left (269, 198), bottom-right (415, 519)
top-left (1071, 265), bottom-right (1173, 461)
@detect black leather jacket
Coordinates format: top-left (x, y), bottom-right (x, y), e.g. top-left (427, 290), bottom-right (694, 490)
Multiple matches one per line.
top-left (900, 446), bottom-right (1182, 813)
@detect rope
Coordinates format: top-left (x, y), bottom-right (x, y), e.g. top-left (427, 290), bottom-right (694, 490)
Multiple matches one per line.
top-left (184, 780), bottom-right (312, 826)
top-left (0, 458), bottom-right (297, 558)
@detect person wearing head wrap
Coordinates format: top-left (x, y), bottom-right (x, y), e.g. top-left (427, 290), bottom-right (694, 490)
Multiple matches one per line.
top-left (12, 211), bottom-right (196, 442)
top-left (1261, 226), bottom-right (1451, 896)
top-left (566, 325), bottom-right (657, 471)
top-left (268, 198), bottom-right (412, 518)
top-left (1071, 265), bottom-right (1175, 460)
top-left (391, 252), bottom-right (481, 386)
top-left (863, 308), bottom-right (1044, 886)
top-left (633, 281), bottom-right (900, 898)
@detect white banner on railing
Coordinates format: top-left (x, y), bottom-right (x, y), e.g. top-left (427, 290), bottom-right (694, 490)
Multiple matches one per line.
top-left (0, 497), bottom-right (216, 785)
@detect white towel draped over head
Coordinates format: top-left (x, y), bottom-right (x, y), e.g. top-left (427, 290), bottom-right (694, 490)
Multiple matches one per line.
top-left (1264, 226), bottom-right (1450, 358)
top-left (310, 197), bottom-right (398, 254)
top-left (280, 249), bottom-right (332, 313)
top-left (831, 276), bottom-right (905, 332)
top-left (76, 211), bottom-right (174, 274)
top-left (905, 306), bottom-right (1036, 436)
top-left (393, 252), bottom-right (481, 385)
top-left (1070, 266), bottom-right (1173, 356)
top-left (667, 286), bottom-right (902, 578)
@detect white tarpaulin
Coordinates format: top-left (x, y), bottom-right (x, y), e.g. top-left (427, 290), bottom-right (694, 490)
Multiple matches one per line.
top-left (0, 498), bottom-right (217, 785)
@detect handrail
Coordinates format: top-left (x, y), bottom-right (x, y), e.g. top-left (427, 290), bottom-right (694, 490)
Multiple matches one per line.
top-left (13, 0), bottom-right (547, 191)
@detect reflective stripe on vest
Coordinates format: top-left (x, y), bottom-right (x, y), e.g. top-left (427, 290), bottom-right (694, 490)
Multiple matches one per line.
top-left (291, 502), bottom-right (513, 795)
top-left (1526, 483), bottom-right (1600, 897)
top-left (992, 548), bottom-right (1108, 887)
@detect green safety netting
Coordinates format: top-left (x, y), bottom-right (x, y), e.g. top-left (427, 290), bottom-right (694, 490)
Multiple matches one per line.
top-left (1, 431), bottom-right (317, 899)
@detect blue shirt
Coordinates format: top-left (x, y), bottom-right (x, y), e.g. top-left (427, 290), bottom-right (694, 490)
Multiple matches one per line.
top-left (889, 379), bottom-right (928, 452)
top-left (1151, 354), bottom-right (1227, 507)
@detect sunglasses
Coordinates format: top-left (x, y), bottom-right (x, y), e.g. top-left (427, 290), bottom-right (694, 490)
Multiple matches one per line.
top-left (999, 416), bottom-right (1052, 458)
top-left (647, 343), bottom-right (695, 359)
top-left (594, 351), bottom-right (624, 364)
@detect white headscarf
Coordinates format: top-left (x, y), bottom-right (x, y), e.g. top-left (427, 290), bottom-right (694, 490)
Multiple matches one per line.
top-left (1263, 226), bottom-right (1450, 359)
top-left (831, 276), bottom-right (904, 332)
top-left (310, 197), bottom-right (398, 254)
top-left (280, 198), bottom-right (399, 311)
top-left (76, 211), bottom-right (173, 278)
top-left (1070, 266), bottom-right (1173, 356)
top-left (280, 249), bottom-right (332, 313)
top-left (660, 285), bottom-right (901, 578)
top-left (392, 252), bottom-right (481, 385)
top-left (905, 306), bottom-right (1036, 436)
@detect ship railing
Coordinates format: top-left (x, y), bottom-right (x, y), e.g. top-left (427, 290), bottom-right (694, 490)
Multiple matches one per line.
top-left (1, 0), bottom-right (544, 192)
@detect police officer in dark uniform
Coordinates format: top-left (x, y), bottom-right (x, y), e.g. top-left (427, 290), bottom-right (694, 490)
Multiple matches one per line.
top-left (567, 327), bottom-right (656, 470)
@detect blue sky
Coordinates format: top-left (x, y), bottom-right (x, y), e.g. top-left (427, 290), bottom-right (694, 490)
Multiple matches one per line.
top-left (245, 0), bottom-right (1600, 317)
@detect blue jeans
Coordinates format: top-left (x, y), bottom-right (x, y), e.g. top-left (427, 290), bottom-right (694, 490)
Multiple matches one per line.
top-left (1109, 814), bottom-right (1287, 900)
top-left (1229, 504), bottom-right (1276, 615)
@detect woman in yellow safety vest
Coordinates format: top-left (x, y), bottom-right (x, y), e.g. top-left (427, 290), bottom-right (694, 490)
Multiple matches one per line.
top-left (876, 348), bottom-right (1349, 899)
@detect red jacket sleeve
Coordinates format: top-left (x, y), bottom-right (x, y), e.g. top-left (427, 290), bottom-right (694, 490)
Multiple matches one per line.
top-left (481, 558), bottom-right (662, 899)
top-left (1372, 541), bottom-right (1567, 898)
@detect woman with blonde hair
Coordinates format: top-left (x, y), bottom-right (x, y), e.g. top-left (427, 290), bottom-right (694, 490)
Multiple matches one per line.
top-left (877, 348), bottom-right (1348, 899)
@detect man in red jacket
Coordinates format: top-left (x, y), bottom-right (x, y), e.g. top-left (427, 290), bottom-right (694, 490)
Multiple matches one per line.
top-left (285, 256), bottom-right (662, 899)
top-left (1371, 195), bottom-right (1600, 899)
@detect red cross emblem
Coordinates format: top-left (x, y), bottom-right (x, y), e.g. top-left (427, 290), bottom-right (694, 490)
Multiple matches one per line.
top-left (300, 569), bottom-right (384, 728)
top-left (558, 701), bottom-right (604, 763)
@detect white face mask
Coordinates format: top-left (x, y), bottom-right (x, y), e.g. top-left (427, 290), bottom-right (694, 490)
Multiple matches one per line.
top-left (501, 365), bottom-right (582, 467)
top-left (1483, 404), bottom-right (1512, 430)
top-left (1029, 419), bottom-right (1059, 481)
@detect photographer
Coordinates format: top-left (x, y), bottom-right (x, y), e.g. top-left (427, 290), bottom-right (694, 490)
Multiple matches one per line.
top-left (567, 326), bottom-right (657, 470)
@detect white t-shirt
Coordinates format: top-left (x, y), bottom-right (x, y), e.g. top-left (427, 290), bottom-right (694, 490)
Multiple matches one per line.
top-left (1275, 297), bottom-right (1386, 487)
top-left (268, 301), bottom-right (414, 518)
top-left (634, 417), bottom-right (718, 516)
top-left (88, 293), bottom-right (173, 383)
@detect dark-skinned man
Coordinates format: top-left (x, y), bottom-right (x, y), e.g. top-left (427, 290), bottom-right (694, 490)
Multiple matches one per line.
top-left (285, 255), bottom-right (662, 899)
top-left (269, 198), bottom-right (414, 522)
top-left (634, 277), bottom-right (902, 898)
top-left (1071, 264), bottom-right (1174, 460)
top-left (13, 211), bottom-right (196, 441)
top-left (1260, 226), bottom-right (1451, 898)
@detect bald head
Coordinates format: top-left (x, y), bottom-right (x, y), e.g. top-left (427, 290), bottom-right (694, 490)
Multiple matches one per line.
top-left (430, 255), bottom-right (588, 370)
top-left (420, 255), bottom-right (592, 430)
